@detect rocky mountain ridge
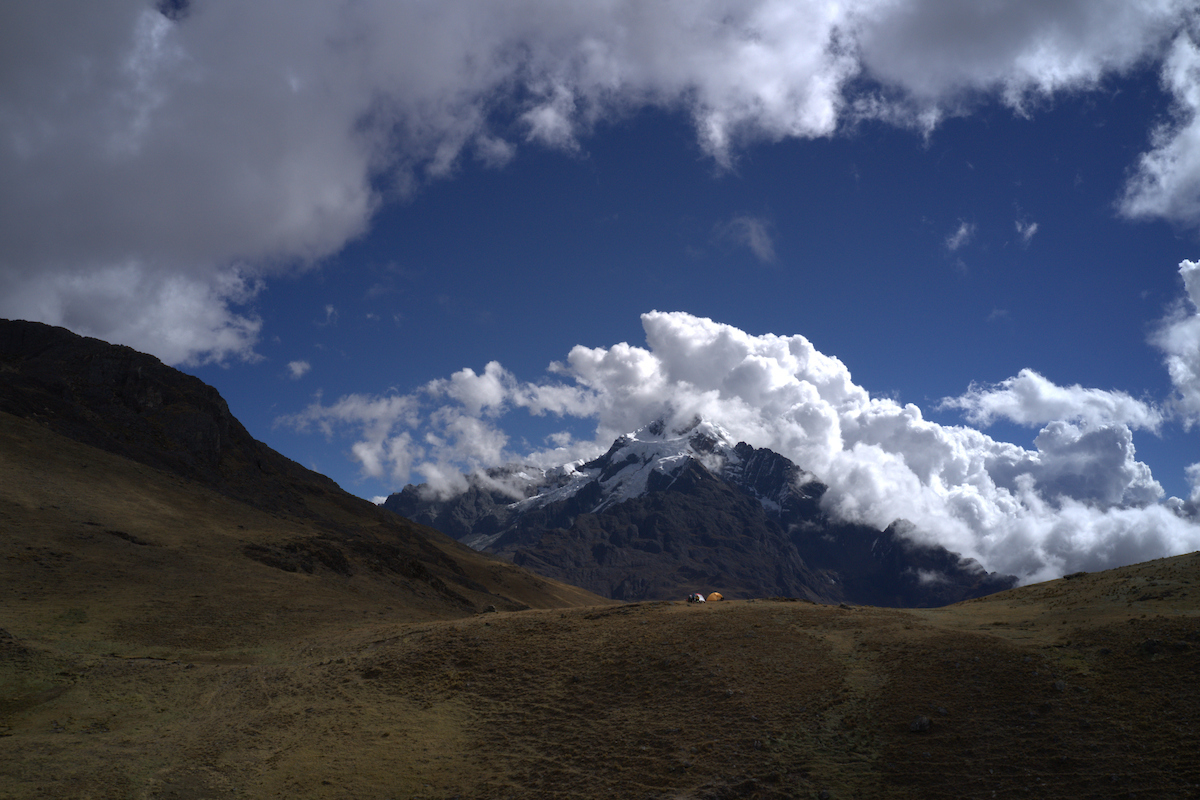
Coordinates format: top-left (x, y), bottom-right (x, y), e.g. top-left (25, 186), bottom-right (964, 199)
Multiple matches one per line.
top-left (385, 418), bottom-right (1017, 604)
top-left (0, 318), bottom-right (604, 615)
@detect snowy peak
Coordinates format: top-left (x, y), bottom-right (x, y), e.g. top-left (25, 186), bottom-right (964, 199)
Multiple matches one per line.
top-left (571, 417), bottom-right (821, 518)
top-left (524, 417), bottom-right (739, 514)
top-left (588, 417), bottom-right (736, 462)
top-left (382, 415), bottom-right (1019, 605)
top-left (389, 416), bottom-right (811, 528)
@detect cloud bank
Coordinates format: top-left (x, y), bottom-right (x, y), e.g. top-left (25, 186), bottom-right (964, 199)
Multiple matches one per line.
top-left (284, 279), bottom-right (1200, 585)
top-left (2, 1), bottom-right (1198, 363)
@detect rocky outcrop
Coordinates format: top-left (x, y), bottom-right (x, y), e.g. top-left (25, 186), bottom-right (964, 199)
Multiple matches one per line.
top-left (0, 318), bottom-right (339, 514)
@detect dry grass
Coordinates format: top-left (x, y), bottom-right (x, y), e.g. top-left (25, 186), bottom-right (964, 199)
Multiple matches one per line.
top-left (3, 412), bottom-right (1200, 799)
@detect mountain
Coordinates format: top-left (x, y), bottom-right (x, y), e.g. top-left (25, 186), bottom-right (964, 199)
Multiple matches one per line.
top-left (384, 418), bottom-right (1017, 605)
top-left (0, 318), bottom-right (607, 631)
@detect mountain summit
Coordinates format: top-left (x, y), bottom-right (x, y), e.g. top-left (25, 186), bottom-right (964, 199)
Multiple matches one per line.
top-left (384, 417), bottom-right (1017, 605)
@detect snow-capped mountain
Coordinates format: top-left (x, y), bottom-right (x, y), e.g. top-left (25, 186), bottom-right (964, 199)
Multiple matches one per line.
top-left (383, 417), bottom-right (1016, 605)
top-left (409, 417), bottom-right (817, 537)
top-left (515, 418), bottom-right (737, 513)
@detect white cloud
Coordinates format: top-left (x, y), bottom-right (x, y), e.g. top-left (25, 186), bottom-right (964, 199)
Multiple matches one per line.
top-left (284, 309), bottom-right (1200, 585)
top-left (521, 83), bottom-right (581, 152)
top-left (852, 1), bottom-right (1189, 110)
top-left (280, 392), bottom-right (422, 485)
top-left (1186, 462), bottom-right (1200, 504)
top-left (0, 260), bottom-right (262, 366)
top-left (941, 368), bottom-right (1164, 431)
top-left (433, 362), bottom-right (514, 417)
top-left (1120, 33), bottom-right (1200, 229)
top-left (3, 1), bottom-right (1198, 363)
top-left (287, 360), bottom-right (311, 379)
top-left (1152, 258), bottom-right (1200, 423)
top-left (945, 221), bottom-right (975, 251)
top-left (1028, 422), bottom-right (1161, 507)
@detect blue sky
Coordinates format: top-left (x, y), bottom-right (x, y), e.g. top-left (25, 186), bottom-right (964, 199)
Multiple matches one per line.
top-left (216, 74), bottom-right (1191, 493)
top-left (5, 1), bottom-right (1200, 582)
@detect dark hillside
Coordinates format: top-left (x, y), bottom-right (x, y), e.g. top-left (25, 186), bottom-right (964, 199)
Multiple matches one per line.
top-left (0, 318), bottom-right (340, 514)
top-left (0, 319), bottom-right (607, 623)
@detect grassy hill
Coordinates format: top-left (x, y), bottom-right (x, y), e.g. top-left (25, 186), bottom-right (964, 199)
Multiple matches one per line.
top-left (2, 404), bottom-right (1198, 797)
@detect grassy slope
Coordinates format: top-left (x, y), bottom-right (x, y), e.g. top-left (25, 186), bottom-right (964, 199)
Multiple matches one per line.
top-left (0, 409), bottom-right (604, 648)
top-left (2, 411), bottom-right (1199, 799)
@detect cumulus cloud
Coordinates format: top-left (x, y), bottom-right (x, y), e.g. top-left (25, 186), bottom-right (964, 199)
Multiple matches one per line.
top-left (0, 260), bottom-right (263, 366)
top-left (278, 360), bottom-right (598, 496)
top-left (852, 1), bottom-right (1189, 110)
top-left (283, 309), bottom-right (1200, 585)
top-left (2, 1), bottom-right (1197, 363)
top-left (1120, 33), bottom-right (1200, 229)
top-left (1187, 462), bottom-right (1200, 504)
top-left (941, 368), bottom-right (1164, 431)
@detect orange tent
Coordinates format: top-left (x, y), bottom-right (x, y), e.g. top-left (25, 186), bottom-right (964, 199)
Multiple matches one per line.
top-left (707, 592), bottom-right (724, 602)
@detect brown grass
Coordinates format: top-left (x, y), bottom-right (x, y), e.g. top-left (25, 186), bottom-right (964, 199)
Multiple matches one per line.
top-left (3, 412), bottom-right (1199, 799)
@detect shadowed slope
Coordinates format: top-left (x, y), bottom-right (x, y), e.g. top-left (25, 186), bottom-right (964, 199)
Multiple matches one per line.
top-left (0, 317), bottom-right (352, 515)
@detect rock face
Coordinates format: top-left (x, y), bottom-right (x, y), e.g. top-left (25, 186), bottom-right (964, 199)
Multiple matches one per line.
top-left (385, 418), bottom-right (1017, 605)
top-left (0, 318), bottom-right (338, 515)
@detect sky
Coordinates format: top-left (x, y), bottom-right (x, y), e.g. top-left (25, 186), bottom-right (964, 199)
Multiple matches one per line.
top-left (5, 1), bottom-right (1200, 584)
